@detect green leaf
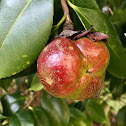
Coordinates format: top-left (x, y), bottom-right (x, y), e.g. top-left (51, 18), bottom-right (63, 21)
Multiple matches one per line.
top-left (51, 97), bottom-right (70, 124)
top-left (9, 109), bottom-right (34, 126)
top-left (113, 0), bottom-right (125, 8)
top-left (109, 75), bottom-right (125, 99)
top-left (29, 73), bottom-right (44, 91)
top-left (111, 9), bottom-right (126, 26)
top-left (85, 100), bottom-right (107, 124)
top-left (0, 0), bottom-right (53, 79)
top-left (111, 9), bottom-right (126, 48)
top-left (41, 92), bottom-right (70, 126)
top-left (96, 0), bottom-right (107, 9)
top-left (53, 0), bottom-right (63, 25)
top-left (11, 62), bottom-right (37, 78)
top-left (0, 114), bottom-right (7, 122)
top-left (67, 0), bottom-right (126, 78)
top-left (70, 9), bottom-right (84, 31)
top-left (51, 15), bottom-right (66, 39)
top-left (116, 106), bottom-right (126, 126)
top-left (69, 107), bottom-right (92, 126)
top-left (74, 101), bottom-right (85, 111)
top-left (0, 78), bottom-right (12, 91)
top-left (121, 0), bottom-right (126, 9)
top-left (71, 0), bottom-right (99, 10)
top-left (30, 107), bottom-right (51, 126)
top-left (1, 94), bottom-right (25, 116)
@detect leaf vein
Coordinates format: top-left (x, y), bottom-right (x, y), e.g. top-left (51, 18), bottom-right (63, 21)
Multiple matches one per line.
top-left (0, 0), bottom-right (32, 51)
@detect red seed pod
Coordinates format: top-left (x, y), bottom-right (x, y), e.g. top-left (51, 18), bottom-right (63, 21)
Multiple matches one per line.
top-left (37, 37), bottom-right (110, 100)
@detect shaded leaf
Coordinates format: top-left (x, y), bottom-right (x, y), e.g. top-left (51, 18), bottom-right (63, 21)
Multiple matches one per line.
top-left (85, 100), bottom-right (107, 124)
top-left (116, 106), bottom-right (126, 126)
top-left (53, 0), bottom-right (63, 25)
top-left (0, 0), bottom-right (53, 79)
top-left (0, 114), bottom-right (7, 122)
top-left (51, 97), bottom-right (70, 124)
top-left (30, 107), bottom-right (51, 126)
top-left (111, 9), bottom-right (126, 48)
top-left (70, 8), bottom-right (84, 31)
top-left (96, 0), bottom-right (107, 9)
top-left (41, 92), bottom-right (70, 126)
top-left (1, 94), bottom-right (25, 116)
top-left (9, 109), bottom-right (34, 126)
top-left (121, 0), bottom-right (126, 9)
top-left (69, 107), bottom-right (92, 126)
top-left (29, 73), bottom-right (44, 91)
top-left (74, 101), bottom-right (85, 111)
top-left (50, 15), bottom-right (66, 39)
top-left (67, 0), bottom-right (126, 78)
top-left (0, 78), bottom-right (12, 91)
top-left (113, 0), bottom-right (125, 8)
top-left (109, 75), bottom-right (125, 99)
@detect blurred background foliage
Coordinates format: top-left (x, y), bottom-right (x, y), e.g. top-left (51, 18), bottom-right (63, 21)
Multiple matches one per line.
top-left (0, 0), bottom-right (126, 125)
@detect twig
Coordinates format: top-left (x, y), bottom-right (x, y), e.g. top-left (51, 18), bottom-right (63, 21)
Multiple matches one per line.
top-left (60, 0), bottom-right (74, 30)
top-left (108, 7), bottom-right (113, 15)
top-left (23, 92), bottom-right (38, 109)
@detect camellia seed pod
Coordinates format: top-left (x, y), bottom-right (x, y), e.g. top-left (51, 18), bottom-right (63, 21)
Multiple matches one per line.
top-left (37, 36), bottom-right (110, 100)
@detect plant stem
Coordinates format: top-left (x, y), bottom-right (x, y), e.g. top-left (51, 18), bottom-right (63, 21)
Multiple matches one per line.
top-left (60, 0), bottom-right (74, 30)
top-left (51, 15), bottom-right (66, 37)
top-left (57, 14), bottom-right (66, 27)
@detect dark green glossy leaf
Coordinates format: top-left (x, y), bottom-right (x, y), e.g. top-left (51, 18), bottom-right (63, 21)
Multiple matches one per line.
top-left (116, 106), bottom-right (126, 126)
top-left (11, 61), bottom-right (37, 78)
top-left (1, 94), bottom-right (25, 116)
top-left (9, 109), bottom-right (34, 126)
top-left (71, 0), bottom-right (99, 10)
top-left (67, 0), bottom-right (126, 78)
top-left (1, 62), bottom-right (37, 80)
top-left (96, 0), bottom-right (107, 9)
top-left (85, 100), bottom-right (107, 124)
top-left (51, 97), bottom-right (70, 124)
top-left (29, 73), bottom-right (43, 91)
top-left (0, 0), bottom-right (53, 79)
top-left (30, 107), bottom-right (51, 126)
top-left (70, 9), bottom-right (84, 31)
top-left (111, 9), bottom-right (126, 48)
top-left (0, 78), bottom-right (12, 91)
top-left (111, 9), bottom-right (126, 26)
top-left (69, 107), bottom-right (92, 126)
top-left (109, 75), bottom-right (125, 99)
top-left (41, 92), bottom-right (70, 126)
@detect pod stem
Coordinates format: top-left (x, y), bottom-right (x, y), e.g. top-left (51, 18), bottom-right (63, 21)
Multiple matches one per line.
top-left (60, 0), bottom-right (74, 30)
top-left (88, 72), bottom-right (102, 98)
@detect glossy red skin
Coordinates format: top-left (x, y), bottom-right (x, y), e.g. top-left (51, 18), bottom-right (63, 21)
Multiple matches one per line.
top-left (37, 37), bottom-right (110, 100)
top-left (74, 37), bottom-right (110, 99)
